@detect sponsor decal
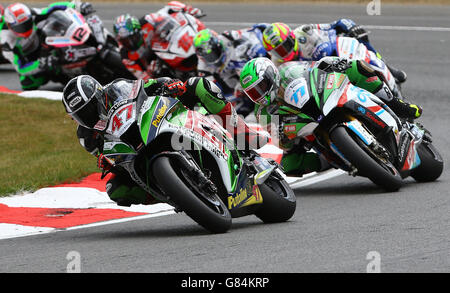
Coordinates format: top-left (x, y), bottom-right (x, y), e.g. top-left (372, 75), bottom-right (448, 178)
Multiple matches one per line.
top-left (242, 75), bottom-right (253, 85)
top-left (68, 95), bottom-right (82, 107)
top-left (152, 103), bottom-right (168, 127)
top-left (228, 179), bottom-right (263, 210)
top-left (366, 76), bottom-right (379, 83)
top-left (285, 78), bottom-right (310, 109)
top-left (366, 111), bottom-right (386, 129)
top-left (228, 187), bottom-right (248, 209)
top-left (326, 74), bottom-right (335, 89)
top-left (284, 124), bottom-right (297, 133)
top-left (336, 75), bottom-right (346, 87)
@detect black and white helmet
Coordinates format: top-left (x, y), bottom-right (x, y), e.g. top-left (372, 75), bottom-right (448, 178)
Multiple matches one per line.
top-left (62, 75), bottom-right (107, 130)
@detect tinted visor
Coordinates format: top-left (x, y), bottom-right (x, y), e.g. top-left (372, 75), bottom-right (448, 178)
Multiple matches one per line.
top-left (196, 40), bottom-right (223, 65)
top-left (199, 46), bottom-right (223, 64)
top-left (10, 18), bottom-right (33, 35)
top-left (272, 35), bottom-right (295, 60)
top-left (71, 97), bottom-right (102, 129)
top-left (244, 68), bottom-right (275, 105)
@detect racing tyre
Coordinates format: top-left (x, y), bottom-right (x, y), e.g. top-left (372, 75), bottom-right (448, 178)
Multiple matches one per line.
top-left (255, 175), bottom-right (296, 223)
top-left (152, 156), bottom-right (232, 233)
top-left (411, 143), bottom-right (443, 182)
top-left (330, 126), bottom-right (403, 192)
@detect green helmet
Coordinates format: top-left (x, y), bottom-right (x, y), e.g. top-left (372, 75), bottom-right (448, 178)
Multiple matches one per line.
top-left (113, 14), bottom-right (143, 50)
top-left (240, 57), bottom-right (280, 106)
top-left (194, 29), bottom-right (226, 65)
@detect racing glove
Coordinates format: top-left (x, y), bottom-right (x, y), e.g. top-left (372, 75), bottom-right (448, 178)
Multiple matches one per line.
top-left (348, 25), bottom-right (369, 42)
top-left (184, 5), bottom-right (206, 18)
top-left (97, 153), bottom-right (113, 171)
top-left (77, 125), bottom-right (103, 155)
top-left (317, 57), bottom-right (351, 72)
top-left (164, 79), bottom-right (187, 98)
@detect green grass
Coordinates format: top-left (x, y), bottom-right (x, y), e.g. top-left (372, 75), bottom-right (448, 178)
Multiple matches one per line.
top-left (0, 93), bottom-right (99, 196)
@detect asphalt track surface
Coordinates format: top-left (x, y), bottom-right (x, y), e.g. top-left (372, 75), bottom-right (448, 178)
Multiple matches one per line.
top-left (0, 3), bottom-right (449, 273)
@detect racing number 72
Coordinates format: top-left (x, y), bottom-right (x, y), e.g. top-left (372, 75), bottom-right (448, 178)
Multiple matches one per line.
top-left (73, 27), bottom-right (88, 42)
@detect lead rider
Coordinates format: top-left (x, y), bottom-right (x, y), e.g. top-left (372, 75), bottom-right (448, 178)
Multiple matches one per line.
top-left (62, 75), bottom-right (268, 206)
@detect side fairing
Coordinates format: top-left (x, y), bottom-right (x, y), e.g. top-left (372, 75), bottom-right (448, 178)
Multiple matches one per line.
top-left (138, 96), bottom-right (238, 192)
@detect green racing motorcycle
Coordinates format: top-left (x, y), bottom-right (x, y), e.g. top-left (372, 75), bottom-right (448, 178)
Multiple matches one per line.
top-left (100, 79), bottom-right (296, 233)
top-left (278, 62), bottom-right (443, 191)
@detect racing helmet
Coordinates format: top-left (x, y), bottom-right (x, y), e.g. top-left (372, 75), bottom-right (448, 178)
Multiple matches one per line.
top-left (240, 57), bottom-right (280, 106)
top-left (4, 3), bottom-right (34, 38)
top-left (294, 24), bottom-right (323, 60)
top-left (194, 29), bottom-right (226, 66)
top-left (262, 22), bottom-right (299, 62)
top-left (62, 75), bottom-right (107, 130)
top-left (113, 14), bottom-right (143, 51)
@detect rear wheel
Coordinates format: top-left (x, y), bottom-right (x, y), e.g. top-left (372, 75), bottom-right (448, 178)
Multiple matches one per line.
top-left (152, 156), bottom-right (232, 233)
top-left (330, 126), bottom-right (403, 192)
top-left (255, 175), bottom-right (296, 223)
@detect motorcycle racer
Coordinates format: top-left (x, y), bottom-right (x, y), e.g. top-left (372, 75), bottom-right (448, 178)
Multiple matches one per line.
top-left (239, 57), bottom-right (422, 177)
top-left (62, 75), bottom-right (268, 206)
top-left (0, 1), bottom-right (95, 90)
top-left (193, 24), bottom-right (268, 116)
top-left (113, 2), bottom-right (205, 81)
top-left (262, 21), bottom-right (407, 84)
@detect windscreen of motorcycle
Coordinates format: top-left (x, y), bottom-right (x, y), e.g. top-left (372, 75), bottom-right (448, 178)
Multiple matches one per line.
top-left (295, 27), bottom-right (330, 60)
top-left (42, 10), bottom-right (73, 37)
top-left (278, 61), bottom-right (312, 110)
top-left (104, 79), bottom-right (140, 114)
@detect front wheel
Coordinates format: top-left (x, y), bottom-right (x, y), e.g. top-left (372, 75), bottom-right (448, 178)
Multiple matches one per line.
top-left (151, 156), bottom-right (232, 233)
top-left (255, 174), bottom-right (296, 223)
top-left (330, 126), bottom-right (403, 192)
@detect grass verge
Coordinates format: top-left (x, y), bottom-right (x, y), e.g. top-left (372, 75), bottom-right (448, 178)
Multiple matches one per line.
top-left (0, 93), bottom-right (99, 197)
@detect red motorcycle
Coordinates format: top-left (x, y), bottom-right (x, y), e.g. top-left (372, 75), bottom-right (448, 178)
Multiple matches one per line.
top-left (148, 11), bottom-right (205, 80)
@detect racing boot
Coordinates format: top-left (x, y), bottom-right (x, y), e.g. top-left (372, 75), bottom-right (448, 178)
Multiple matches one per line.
top-left (106, 174), bottom-right (160, 207)
top-left (215, 102), bottom-right (270, 150)
top-left (385, 98), bottom-right (422, 120)
top-left (387, 64), bottom-right (407, 84)
top-left (374, 83), bottom-right (422, 120)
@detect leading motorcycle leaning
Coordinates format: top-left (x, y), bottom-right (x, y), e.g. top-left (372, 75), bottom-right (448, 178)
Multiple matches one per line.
top-left (64, 77), bottom-right (296, 233)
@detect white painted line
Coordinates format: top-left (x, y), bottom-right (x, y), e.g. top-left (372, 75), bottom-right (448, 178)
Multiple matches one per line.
top-left (197, 21), bottom-right (450, 32)
top-left (102, 19), bottom-right (450, 32)
top-left (364, 25), bottom-right (450, 32)
top-left (64, 209), bottom-right (176, 231)
top-left (287, 169), bottom-right (346, 190)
